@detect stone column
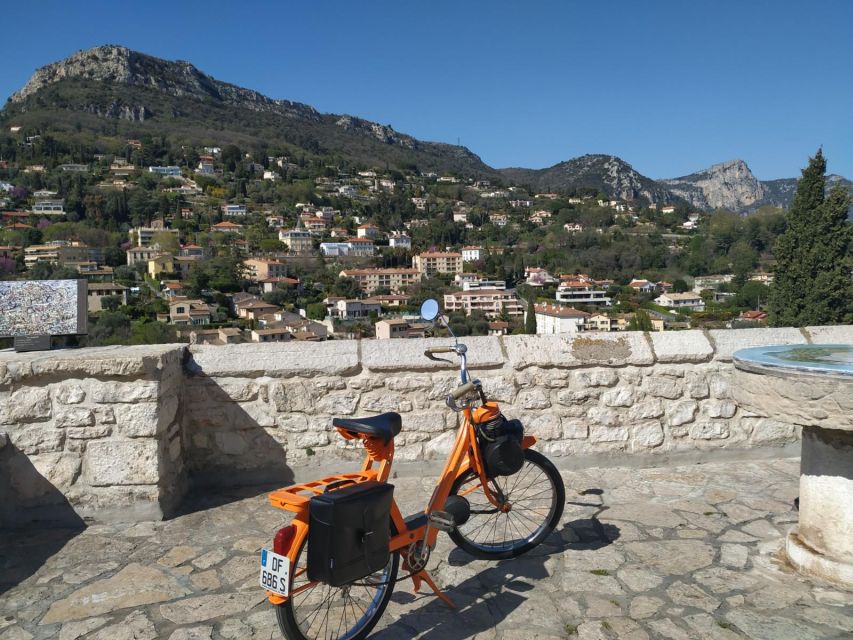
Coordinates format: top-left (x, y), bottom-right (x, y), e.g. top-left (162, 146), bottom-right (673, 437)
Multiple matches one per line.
top-left (788, 425), bottom-right (853, 586)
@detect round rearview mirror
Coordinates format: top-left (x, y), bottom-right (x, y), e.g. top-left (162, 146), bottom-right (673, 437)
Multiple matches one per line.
top-left (420, 298), bottom-right (440, 321)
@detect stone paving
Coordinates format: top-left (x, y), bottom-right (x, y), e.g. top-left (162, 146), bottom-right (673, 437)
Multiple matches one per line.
top-left (2, 457), bottom-right (852, 640)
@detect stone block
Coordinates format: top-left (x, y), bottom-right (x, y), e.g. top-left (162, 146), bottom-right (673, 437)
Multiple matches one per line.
top-left (555, 388), bottom-right (601, 406)
top-left (710, 327), bottom-right (806, 361)
top-left (517, 388), bottom-right (551, 410)
top-left (84, 440), bottom-right (160, 485)
top-left (277, 414), bottom-right (309, 432)
top-left (316, 392), bottom-right (359, 416)
top-left (650, 330), bottom-right (714, 363)
top-left (66, 425), bottom-right (112, 440)
top-left (425, 431), bottom-right (456, 458)
top-left (504, 333), bottom-right (653, 370)
top-left (55, 384), bottom-right (86, 404)
top-left (403, 412), bottom-right (449, 433)
top-left (293, 430), bottom-right (330, 448)
top-left (704, 400), bottom-right (737, 419)
top-left (689, 421), bottom-right (730, 440)
top-left (359, 392), bottom-right (413, 413)
top-left (666, 400), bottom-right (698, 427)
top-left (213, 431), bottom-right (249, 456)
top-left (601, 386), bottom-right (635, 407)
top-left (9, 452), bottom-right (81, 498)
top-left (524, 413), bottom-right (563, 440)
top-left (571, 369), bottom-right (619, 388)
top-left (628, 399), bottom-right (664, 420)
top-left (188, 341), bottom-right (359, 377)
top-left (644, 376), bottom-right (683, 399)
top-left (741, 417), bottom-right (797, 443)
top-left (804, 325), bottom-right (853, 344)
top-left (269, 380), bottom-right (319, 413)
top-left (685, 372), bottom-right (710, 399)
top-left (8, 424), bottom-right (64, 454)
top-left (633, 420), bottom-right (664, 449)
top-left (561, 418), bottom-right (588, 439)
top-left (55, 407), bottom-right (96, 428)
top-left (587, 406), bottom-right (620, 427)
top-left (362, 336), bottom-right (503, 372)
top-left (590, 425), bottom-right (629, 442)
top-left (91, 381), bottom-right (159, 403)
top-left (115, 404), bottom-right (162, 437)
top-left (7, 387), bottom-right (51, 422)
top-left (478, 376), bottom-right (518, 403)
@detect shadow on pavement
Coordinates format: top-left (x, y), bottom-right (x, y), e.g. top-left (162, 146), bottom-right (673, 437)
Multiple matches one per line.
top-left (0, 443), bottom-right (86, 596)
top-left (379, 493), bottom-right (620, 639)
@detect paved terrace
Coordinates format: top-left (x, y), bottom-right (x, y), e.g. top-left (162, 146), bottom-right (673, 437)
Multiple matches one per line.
top-left (2, 458), bottom-right (852, 640)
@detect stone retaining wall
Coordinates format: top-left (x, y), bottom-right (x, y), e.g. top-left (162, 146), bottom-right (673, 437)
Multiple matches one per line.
top-left (0, 345), bottom-right (185, 525)
top-left (2, 325), bottom-right (852, 525)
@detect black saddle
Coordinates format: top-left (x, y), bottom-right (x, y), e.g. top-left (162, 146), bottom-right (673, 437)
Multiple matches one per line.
top-left (332, 412), bottom-right (402, 444)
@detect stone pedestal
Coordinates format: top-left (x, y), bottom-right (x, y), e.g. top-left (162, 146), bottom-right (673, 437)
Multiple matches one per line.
top-left (733, 344), bottom-right (853, 590)
top-left (786, 426), bottom-right (853, 587)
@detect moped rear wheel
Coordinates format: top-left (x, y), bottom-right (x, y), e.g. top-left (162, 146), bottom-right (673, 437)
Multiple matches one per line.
top-left (275, 535), bottom-right (399, 640)
top-left (449, 449), bottom-right (565, 560)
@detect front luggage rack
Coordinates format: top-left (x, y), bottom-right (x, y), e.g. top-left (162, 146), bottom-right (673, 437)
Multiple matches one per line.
top-left (269, 472), bottom-right (378, 511)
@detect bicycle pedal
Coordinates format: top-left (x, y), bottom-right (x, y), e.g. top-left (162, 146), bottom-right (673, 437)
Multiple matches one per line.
top-left (428, 510), bottom-right (455, 533)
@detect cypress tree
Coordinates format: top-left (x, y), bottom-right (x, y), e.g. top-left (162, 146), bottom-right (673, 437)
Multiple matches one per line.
top-left (769, 150), bottom-right (852, 327)
top-left (525, 295), bottom-right (538, 334)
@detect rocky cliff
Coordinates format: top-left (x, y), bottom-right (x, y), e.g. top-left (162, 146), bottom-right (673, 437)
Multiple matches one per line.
top-left (660, 160), bottom-right (766, 211)
top-left (500, 155), bottom-right (676, 204)
top-left (3, 45), bottom-right (495, 177)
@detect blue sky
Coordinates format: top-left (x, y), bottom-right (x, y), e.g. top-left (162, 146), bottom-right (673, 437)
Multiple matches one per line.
top-left (2, 0), bottom-right (851, 179)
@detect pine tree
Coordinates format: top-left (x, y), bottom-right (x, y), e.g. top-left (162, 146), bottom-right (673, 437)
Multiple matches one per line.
top-left (769, 150), bottom-right (853, 326)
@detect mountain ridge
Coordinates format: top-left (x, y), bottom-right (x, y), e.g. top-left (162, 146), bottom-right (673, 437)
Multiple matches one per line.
top-left (3, 45), bottom-right (850, 213)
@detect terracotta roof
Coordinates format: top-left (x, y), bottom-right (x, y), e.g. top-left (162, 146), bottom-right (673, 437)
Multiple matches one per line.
top-left (534, 304), bottom-right (590, 318)
top-left (418, 251), bottom-right (462, 258)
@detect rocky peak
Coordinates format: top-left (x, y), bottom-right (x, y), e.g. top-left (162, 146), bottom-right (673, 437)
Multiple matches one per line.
top-left (9, 44), bottom-right (320, 120)
top-left (662, 159), bottom-right (766, 211)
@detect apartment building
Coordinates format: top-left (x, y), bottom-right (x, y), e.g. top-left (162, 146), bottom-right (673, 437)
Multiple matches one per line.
top-left (244, 258), bottom-right (289, 281)
top-left (443, 288), bottom-right (524, 319)
top-left (130, 227), bottom-right (179, 248)
top-left (279, 228), bottom-right (314, 255)
top-left (556, 279), bottom-right (612, 306)
top-left (413, 251), bottom-right (463, 276)
top-left (339, 268), bottom-right (422, 294)
top-left (534, 304), bottom-right (590, 335)
top-left (24, 242), bottom-right (94, 268)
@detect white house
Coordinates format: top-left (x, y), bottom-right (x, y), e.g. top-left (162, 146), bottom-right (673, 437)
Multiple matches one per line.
top-left (628, 279), bottom-right (656, 295)
top-left (388, 233), bottom-right (411, 249)
top-left (533, 303), bottom-right (590, 335)
top-left (221, 204), bottom-right (248, 216)
top-left (655, 292), bottom-right (705, 311)
top-left (462, 246), bottom-right (483, 262)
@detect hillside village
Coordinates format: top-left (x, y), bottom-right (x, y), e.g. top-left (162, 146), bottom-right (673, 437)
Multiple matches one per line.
top-left (0, 131), bottom-right (785, 346)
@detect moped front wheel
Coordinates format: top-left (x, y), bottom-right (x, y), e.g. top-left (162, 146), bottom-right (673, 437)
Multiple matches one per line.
top-left (275, 535), bottom-right (399, 640)
top-left (449, 449), bottom-right (565, 560)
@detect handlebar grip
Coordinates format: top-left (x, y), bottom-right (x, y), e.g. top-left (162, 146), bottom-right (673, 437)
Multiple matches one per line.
top-left (424, 346), bottom-right (455, 356)
top-left (450, 381), bottom-right (478, 400)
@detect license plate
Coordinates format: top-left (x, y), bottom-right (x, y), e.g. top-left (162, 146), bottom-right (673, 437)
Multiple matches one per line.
top-left (260, 548), bottom-right (290, 596)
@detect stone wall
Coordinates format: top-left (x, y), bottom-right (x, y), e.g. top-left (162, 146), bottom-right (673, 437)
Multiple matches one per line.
top-left (2, 325), bottom-right (852, 525)
top-left (0, 345), bottom-right (185, 525)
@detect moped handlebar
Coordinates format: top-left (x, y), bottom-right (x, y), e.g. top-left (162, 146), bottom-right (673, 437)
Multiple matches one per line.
top-left (450, 380), bottom-right (478, 400)
top-left (424, 346), bottom-right (456, 356)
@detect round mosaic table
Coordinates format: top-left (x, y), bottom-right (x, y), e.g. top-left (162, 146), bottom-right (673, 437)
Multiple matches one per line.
top-left (733, 344), bottom-right (853, 589)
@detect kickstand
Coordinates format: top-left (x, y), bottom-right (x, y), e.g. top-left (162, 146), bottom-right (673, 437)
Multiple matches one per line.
top-left (411, 570), bottom-right (456, 609)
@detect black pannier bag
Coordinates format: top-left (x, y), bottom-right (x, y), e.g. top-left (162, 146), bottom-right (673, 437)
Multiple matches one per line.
top-left (307, 480), bottom-right (394, 587)
top-left (478, 413), bottom-right (525, 478)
